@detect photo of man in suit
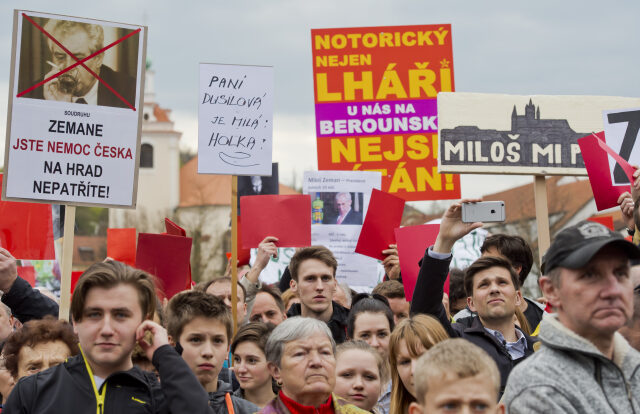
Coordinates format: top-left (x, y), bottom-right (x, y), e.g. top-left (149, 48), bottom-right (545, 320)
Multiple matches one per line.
top-left (334, 192), bottom-right (362, 225)
top-left (22, 19), bottom-right (136, 109)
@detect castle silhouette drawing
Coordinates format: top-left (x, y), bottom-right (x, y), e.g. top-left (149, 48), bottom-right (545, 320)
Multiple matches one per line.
top-left (440, 99), bottom-right (590, 169)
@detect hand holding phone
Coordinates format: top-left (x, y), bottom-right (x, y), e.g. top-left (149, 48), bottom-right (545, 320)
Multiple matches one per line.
top-left (461, 201), bottom-right (505, 223)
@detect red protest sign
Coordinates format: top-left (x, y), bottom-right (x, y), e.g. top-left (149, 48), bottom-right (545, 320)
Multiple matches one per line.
top-left (0, 174), bottom-right (55, 260)
top-left (240, 195), bottom-right (311, 248)
top-left (578, 132), bottom-right (631, 211)
top-left (164, 218), bottom-right (192, 291)
top-left (135, 233), bottom-right (192, 300)
top-left (107, 228), bottom-right (137, 267)
top-left (18, 13), bottom-right (140, 110)
top-left (17, 265), bottom-right (36, 287)
top-left (71, 270), bottom-right (84, 294)
top-left (395, 223), bottom-right (440, 301)
top-left (355, 189), bottom-right (405, 260)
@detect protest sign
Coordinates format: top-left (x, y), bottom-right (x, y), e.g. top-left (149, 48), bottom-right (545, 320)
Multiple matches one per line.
top-left (355, 189), bottom-right (405, 261)
top-left (240, 195), bottom-right (312, 248)
top-left (303, 170), bottom-right (384, 290)
top-left (311, 24), bottom-right (459, 201)
top-left (578, 132), bottom-right (632, 211)
top-left (3, 10), bottom-right (147, 207)
top-left (438, 93), bottom-right (640, 175)
top-left (602, 108), bottom-right (640, 185)
top-left (198, 63), bottom-right (274, 176)
top-left (0, 174), bottom-right (55, 260)
top-left (136, 233), bottom-right (192, 300)
top-left (237, 162), bottom-right (279, 214)
top-left (395, 223), bottom-right (439, 301)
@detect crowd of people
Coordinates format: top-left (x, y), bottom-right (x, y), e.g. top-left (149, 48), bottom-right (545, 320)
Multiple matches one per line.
top-left (0, 194), bottom-right (639, 413)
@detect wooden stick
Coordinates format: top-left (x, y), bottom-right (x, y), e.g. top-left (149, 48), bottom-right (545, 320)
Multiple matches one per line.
top-left (534, 176), bottom-right (551, 264)
top-left (231, 176), bottom-right (238, 334)
top-left (59, 205), bottom-right (76, 321)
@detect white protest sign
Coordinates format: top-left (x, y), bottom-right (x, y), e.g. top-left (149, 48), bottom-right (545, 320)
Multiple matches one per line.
top-left (303, 170), bottom-right (384, 291)
top-left (3, 10), bottom-right (146, 207)
top-left (198, 63), bottom-right (274, 176)
top-left (603, 107), bottom-right (640, 186)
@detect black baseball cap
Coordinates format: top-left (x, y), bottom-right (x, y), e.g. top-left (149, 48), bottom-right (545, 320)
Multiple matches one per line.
top-left (541, 220), bottom-right (640, 274)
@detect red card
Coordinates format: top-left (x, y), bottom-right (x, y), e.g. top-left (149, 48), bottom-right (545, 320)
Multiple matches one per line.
top-left (395, 224), bottom-right (440, 301)
top-left (588, 216), bottom-right (615, 230)
top-left (71, 270), bottom-right (84, 294)
top-left (0, 174), bottom-right (55, 260)
top-left (355, 189), bottom-right (405, 260)
top-left (165, 218), bottom-right (187, 237)
top-left (107, 228), bottom-right (137, 267)
top-left (578, 132), bottom-right (631, 211)
top-left (136, 233), bottom-right (192, 300)
top-left (17, 265), bottom-right (36, 287)
top-left (240, 195), bottom-right (311, 248)
top-left (164, 218), bottom-right (192, 290)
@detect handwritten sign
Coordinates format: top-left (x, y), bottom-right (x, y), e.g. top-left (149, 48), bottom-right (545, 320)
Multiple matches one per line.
top-left (2, 10), bottom-right (147, 207)
top-left (198, 63), bottom-right (274, 176)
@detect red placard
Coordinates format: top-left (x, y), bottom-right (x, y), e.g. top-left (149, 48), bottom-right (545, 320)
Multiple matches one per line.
top-left (311, 25), bottom-right (459, 201)
top-left (107, 228), bottom-right (137, 267)
top-left (240, 195), bottom-right (311, 248)
top-left (0, 174), bottom-right (55, 259)
top-left (135, 233), bottom-right (192, 300)
top-left (16, 265), bottom-right (36, 287)
top-left (578, 132), bottom-right (633, 211)
top-left (395, 223), bottom-right (440, 301)
top-left (355, 189), bottom-right (405, 260)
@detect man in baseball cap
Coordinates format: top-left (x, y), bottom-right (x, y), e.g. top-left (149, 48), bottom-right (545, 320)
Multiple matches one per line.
top-left (502, 220), bottom-right (640, 413)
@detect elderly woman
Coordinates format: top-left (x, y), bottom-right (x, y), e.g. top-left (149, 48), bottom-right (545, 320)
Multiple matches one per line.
top-left (263, 317), bottom-right (367, 414)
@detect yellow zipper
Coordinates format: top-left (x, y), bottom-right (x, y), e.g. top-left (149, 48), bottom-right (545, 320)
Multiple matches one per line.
top-left (79, 344), bottom-right (108, 414)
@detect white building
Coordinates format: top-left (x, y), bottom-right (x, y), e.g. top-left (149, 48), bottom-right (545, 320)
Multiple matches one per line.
top-left (108, 68), bottom-right (181, 232)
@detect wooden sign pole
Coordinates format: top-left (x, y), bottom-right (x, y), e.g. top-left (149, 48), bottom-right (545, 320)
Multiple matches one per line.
top-left (231, 176), bottom-right (239, 334)
top-left (533, 176), bottom-right (551, 265)
top-left (59, 206), bottom-right (76, 321)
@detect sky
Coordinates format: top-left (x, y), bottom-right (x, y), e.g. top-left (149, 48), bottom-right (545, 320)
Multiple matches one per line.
top-left (1, 0), bottom-right (639, 211)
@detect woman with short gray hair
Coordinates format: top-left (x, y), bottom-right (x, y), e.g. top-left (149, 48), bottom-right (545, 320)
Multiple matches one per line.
top-left (262, 317), bottom-right (366, 414)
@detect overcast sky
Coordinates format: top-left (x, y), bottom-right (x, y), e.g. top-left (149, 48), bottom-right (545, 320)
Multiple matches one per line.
top-left (1, 0), bottom-right (639, 209)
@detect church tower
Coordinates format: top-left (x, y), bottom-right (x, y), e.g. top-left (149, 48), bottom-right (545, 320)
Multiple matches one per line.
top-left (109, 62), bottom-right (182, 232)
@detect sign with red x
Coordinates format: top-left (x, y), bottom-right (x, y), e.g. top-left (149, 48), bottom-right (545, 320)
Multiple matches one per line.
top-left (3, 10), bottom-right (147, 208)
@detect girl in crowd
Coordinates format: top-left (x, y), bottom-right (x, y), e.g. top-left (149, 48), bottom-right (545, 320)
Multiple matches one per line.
top-left (334, 341), bottom-right (385, 413)
top-left (231, 322), bottom-right (277, 408)
top-left (346, 294), bottom-right (395, 414)
top-left (388, 315), bottom-right (449, 414)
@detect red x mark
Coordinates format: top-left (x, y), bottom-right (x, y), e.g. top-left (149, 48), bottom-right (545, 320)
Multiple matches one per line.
top-left (17, 13), bottom-right (141, 111)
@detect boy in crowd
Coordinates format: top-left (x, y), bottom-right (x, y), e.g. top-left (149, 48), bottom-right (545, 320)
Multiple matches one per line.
top-left (372, 280), bottom-right (410, 324)
top-left (410, 338), bottom-right (504, 414)
top-left (411, 199), bottom-right (536, 395)
top-left (286, 246), bottom-right (349, 344)
top-left (5, 260), bottom-right (214, 413)
top-left (165, 290), bottom-right (258, 414)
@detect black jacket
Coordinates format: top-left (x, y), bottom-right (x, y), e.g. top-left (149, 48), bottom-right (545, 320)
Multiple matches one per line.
top-left (286, 301), bottom-right (349, 344)
top-left (2, 276), bottom-right (58, 323)
top-left (4, 345), bottom-right (213, 413)
top-left (209, 380), bottom-right (258, 414)
top-left (410, 248), bottom-right (536, 394)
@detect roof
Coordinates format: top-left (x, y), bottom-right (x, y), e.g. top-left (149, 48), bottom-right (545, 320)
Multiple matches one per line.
top-left (179, 156), bottom-right (299, 207)
top-left (483, 176), bottom-right (594, 235)
top-left (153, 104), bottom-right (171, 122)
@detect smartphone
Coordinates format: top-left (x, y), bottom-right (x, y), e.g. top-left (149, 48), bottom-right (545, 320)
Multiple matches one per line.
top-left (461, 201), bottom-right (505, 223)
